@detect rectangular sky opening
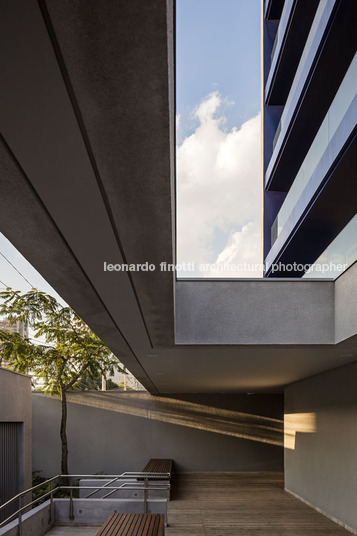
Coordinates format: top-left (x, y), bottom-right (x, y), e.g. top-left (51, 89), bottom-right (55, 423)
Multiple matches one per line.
top-left (176, 0), bottom-right (262, 279)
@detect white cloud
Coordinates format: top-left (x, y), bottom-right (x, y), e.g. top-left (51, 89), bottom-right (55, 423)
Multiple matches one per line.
top-left (176, 91), bottom-right (262, 278)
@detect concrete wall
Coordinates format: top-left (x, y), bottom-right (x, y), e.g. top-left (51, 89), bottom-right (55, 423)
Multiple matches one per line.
top-left (335, 261), bottom-right (357, 343)
top-left (0, 501), bottom-right (52, 536)
top-left (285, 361), bottom-right (357, 534)
top-left (54, 498), bottom-right (167, 525)
top-left (176, 280), bottom-right (334, 344)
top-left (0, 368), bottom-right (32, 491)
top-left (32, 391), bottom-right (283, 476)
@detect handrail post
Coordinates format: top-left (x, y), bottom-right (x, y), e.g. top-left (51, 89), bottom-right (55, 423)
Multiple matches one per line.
top-left (50, 481), bottom-right (54, 523)
top-left (144, 477), bottom-right (148, 514)
top-left (18, 496), bottom-right (22, 536)
top-left (69, 477), bottom-right (74, 520)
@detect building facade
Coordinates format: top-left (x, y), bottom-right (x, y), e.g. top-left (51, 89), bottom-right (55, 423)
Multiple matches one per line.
top-left (0, 319), bottom-right (28, 339)
top-left (262, 0), bottom-right (357, 277)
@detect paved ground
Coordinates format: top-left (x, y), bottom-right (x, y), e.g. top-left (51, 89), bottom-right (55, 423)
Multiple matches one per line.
top-left (46, 529), bottom-right (98, 535)
top-left (46, 472), bottom-right (351, 535)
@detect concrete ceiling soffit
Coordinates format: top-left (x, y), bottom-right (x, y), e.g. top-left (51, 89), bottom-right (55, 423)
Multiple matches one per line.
top-left (0, 136), bottom-right (159, 393)
top-left (41, 0), bottom-right (176, 347)
top-left (0, 0), bottom-right (176, 392)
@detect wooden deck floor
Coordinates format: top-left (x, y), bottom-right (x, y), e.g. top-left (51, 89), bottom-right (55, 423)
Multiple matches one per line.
top-left (167, 472), bottom-right (350, 535)
top-left (46, 472), bottom-right (351, 536)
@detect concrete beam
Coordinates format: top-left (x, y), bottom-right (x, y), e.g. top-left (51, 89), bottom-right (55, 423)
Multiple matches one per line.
top-left (176, 279), bottom-right (334, 345)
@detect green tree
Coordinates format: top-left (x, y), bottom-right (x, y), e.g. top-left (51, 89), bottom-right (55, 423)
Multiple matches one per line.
top-left (0, 288), bottom-right (124, 475)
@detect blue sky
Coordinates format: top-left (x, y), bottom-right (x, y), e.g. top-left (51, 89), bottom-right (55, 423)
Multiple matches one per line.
top-left (176, 0), bottom-right (262, 277)
top-left (176, 0), bottom-right (261, 139)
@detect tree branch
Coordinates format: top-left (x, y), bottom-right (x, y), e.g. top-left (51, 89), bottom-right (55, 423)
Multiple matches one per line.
top-left (64, 360), bottom-right (92, 391)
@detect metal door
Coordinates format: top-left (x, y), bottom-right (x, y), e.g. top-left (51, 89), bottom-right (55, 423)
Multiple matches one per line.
top-left (0, 422), bottom-right (22, 523)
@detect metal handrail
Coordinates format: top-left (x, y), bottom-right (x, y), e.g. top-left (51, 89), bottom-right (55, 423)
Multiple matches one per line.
top-left (0, 473), bottom-right (170, 533)
top-left (65, 472), bottom-right (170, 478)
top-left (75, 484), bottom-right (170, 493)
top-left (84, 475), bottom-right (121, 499)
top-left (84, 476), bottom-right (170, 499)
top-left (78, 472), bottom-right (170, 499)
top-left (0, 486), bottom-right (57, 527)
top-left (0, 475), bottom-right (60, 511)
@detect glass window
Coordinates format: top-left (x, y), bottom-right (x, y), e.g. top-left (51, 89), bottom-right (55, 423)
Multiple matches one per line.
top-left (303, 215), bottom-right (357, 279)
top-left (274, 52), bottom-right (357, 238)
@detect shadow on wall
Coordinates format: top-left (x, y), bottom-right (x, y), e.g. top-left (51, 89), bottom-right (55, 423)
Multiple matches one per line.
top-left (62, 391), bottom-right (284, 447)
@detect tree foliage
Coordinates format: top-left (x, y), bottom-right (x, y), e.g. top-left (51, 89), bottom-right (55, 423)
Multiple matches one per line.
top-left (0, 288), bottom-right (124, 474)
top-left (72, 371), bottom-right (120, 391)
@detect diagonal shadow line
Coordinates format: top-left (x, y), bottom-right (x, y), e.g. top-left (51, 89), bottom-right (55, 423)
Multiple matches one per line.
top-left (62, 392), bottom-right (284, 447)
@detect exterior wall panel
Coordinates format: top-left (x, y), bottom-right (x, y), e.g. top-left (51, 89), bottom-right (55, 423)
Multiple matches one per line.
top-left (285, 361), bottom-right (357, 533)
top-left (0, 369), bottom-right (32, 523)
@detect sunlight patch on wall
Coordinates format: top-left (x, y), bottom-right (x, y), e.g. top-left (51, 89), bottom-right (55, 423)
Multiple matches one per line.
top-left (284, 413), bottom-right (317, 450)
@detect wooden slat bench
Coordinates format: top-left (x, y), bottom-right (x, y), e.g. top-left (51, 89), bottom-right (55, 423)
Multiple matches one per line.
top-left (138, 459), bottom-right (173, 502)
top-left (141, 459), bottom-right (173, 476)
top-left (96, 513), bottom-right (165, 536)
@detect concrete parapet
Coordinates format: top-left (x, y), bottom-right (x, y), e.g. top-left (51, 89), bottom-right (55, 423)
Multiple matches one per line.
top-left (79, 479), bottom-right (170, 500)
top-left (0, 501), bottom-right (53, 536)
top-left (54, 498), bottom-right (168, 525)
